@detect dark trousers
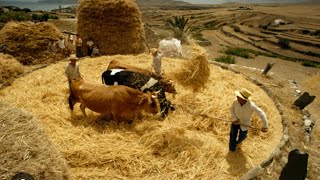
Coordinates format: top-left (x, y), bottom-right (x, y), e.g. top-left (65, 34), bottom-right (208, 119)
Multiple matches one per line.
top-left (87, 47), bottom-right (93, 56)
top-left (76, 46), bottom-right (82, 58)
top-left (229, 124), bottom-right (248, 151)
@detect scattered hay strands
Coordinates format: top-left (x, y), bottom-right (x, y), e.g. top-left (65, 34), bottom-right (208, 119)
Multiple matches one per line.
top-left (0, 52), bottom-right (282, 179)
top-left (174, 43), bottom-right (210, 92)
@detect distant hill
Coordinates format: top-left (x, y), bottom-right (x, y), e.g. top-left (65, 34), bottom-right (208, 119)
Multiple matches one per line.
top-left (136, 0), bottom-right (191, 6)
top-left (38, 0), bottom-right (191, 6)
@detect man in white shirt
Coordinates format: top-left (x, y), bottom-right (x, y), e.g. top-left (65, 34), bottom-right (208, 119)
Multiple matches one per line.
top-left (229, 88), bottom-right (268, 152)
top-left (58, 37), bottom-right (66, 57)
top-left (86, 38), bottom-right (94, 56)
top-left (65, 54), bottom-right (81, 90)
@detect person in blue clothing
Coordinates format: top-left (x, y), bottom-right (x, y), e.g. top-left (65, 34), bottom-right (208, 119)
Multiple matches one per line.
top-left (229, 88), bottom-right (268, 152)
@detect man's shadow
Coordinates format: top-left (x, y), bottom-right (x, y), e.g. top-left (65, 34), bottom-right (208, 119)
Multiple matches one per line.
top-left (226, 148), bottom-right (249, 176)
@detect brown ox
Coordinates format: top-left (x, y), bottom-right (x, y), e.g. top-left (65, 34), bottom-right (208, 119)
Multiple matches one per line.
top-left (69, 78), bottom-right (160, 123)
top-left (107, 60), bottom-right (177, 95)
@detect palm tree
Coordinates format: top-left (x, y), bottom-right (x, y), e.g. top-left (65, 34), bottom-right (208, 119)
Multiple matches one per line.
top-left (165, 16), bottom-right (191, 43)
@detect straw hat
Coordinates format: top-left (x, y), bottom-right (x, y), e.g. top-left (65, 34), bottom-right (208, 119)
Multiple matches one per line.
top-left (150, 48), bottom-right (159, 56)
top-left (235, 88), bottom-right (252, 100)
top-left (69, 54), bottom-right (78, 61)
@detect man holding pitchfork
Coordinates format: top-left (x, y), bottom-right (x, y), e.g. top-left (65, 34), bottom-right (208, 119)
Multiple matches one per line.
top-left (229, 88), bottom-right (268, 152)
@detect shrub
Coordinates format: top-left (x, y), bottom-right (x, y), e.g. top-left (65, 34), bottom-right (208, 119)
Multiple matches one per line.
top-left (224, 47), bottom-right (250, 58)
top-left (0, 11), bottom-right (31, 22)
top-left (31, 13), bottom-right (50, 22)
top-left (214, 55), bottom-right (236, 64)
top-left (49, 15), bottom-right (59, 20)
top-left (278, 38), bottom-right (290, 49)
top-left (311, 30), bottom-right (320, 36)
top-left (302, 61), bottom-right (317, 67)
top-left (230, 24), bottom-right (240, 32)
top-left (258, 24), bottom-right (268, 30)
top-left (302, 29), bottom-right (310, 35)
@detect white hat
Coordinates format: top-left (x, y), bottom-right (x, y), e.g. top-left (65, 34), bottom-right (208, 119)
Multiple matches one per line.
top-left (235, 88), bottom-right (252, 100)
top-left (69, 54), bottom-right (78, 61)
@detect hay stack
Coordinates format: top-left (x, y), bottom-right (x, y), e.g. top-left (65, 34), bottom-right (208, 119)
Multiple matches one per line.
top-left (0, 100), bottom-right (69, 180)
top-left (174, 42), bottom-right (210, 92)
top-left (77, 0), bottom-right (146, 55)
top-left (0, 53), bottom-right (24, 88)
top-left (0, 22), bottom-right (63, 65)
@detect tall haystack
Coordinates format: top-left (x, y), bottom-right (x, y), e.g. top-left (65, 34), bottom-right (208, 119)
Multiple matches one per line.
top-left (77, 0), bottom-right (146, 55)
top-left (0, 100), bottom-right (69, 180)
top-left (0, 53), bottom-right (24, 88)
top-left (0, 22), bottom-right (63, 65)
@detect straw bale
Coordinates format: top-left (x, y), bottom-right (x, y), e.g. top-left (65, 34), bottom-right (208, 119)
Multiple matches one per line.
top-left (0, 53), bottom-right (24, 86)
top-left (0, 100), bottom-right (69, 180)
top-left (174, 42), bottom-right (210, 92)
top-left (0, 21), bottom-right (63, 65)
top-left (0, 52), bottom-right (283, 179)
top-left (77, 0), bottom-right (146, 55)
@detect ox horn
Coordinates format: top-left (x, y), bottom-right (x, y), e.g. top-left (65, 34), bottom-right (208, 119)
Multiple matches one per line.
top-left (151, 95), bottom-right (157, 98)
top-left (155, 90), bottom-right (161, 94)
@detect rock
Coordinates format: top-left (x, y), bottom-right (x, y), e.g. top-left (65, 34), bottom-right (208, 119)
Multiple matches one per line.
top-left (280, 149), bottom-right (308, 180)
top-left (293, 92), bottom-right (316, 109)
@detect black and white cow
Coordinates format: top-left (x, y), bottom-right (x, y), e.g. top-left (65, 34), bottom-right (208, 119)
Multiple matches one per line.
top-left (102, 69), bottom-right (175, 117)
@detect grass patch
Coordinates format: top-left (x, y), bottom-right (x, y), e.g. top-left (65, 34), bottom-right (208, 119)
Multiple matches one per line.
top-left (230, 24), bottom-right (240, 32)
top-left (278, 38), bottom-right (290, 49)
top-left (204, 21), bottom-right (218, 30)
top-left (224, 47), bottom-right (250, 59)
top-left (214, 55), bottom-right (236, 64)
top-left (301, 61), bottom-right (318, 67)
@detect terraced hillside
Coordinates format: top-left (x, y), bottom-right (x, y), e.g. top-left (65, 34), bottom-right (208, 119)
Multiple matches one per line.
top-left (142, 3), bottom-right (320, 64)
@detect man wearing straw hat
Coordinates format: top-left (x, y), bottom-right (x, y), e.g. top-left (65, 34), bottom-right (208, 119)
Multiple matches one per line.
top-left (65, 54), bottom-right (81, 90)
top-left (229, 88), bottom-right (268, 152)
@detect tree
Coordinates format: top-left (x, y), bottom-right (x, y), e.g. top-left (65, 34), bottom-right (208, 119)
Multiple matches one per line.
top-left (165, 16), bottom-right (191, 43)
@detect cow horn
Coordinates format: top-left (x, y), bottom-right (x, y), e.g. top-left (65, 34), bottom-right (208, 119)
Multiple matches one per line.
top-left (155, 90), bottom-right (161, 94)
top-left (151, 95), bottom-right (157, 98)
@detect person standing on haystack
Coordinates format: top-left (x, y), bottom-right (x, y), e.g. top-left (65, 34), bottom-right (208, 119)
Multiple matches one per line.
top-left (65, 54), bottom-right (81, 90)
top-left (86, 38), bottom-right (94, 57)
top-left (48, 39), bottom-right (57, 63)
top-left (150, 48), bottom-right (163, 76)
top-left (75, 35), bottom-right (83, 58)
top-left (58, 36), bottom-right (66, 57)
top-left (229, 88), bottom-right (268, 152)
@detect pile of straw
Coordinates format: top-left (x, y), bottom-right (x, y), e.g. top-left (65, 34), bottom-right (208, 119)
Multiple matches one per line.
top-left (77, 0), bottom-right (146, 55)
top-left (0, 22), bottom-right (63, 65)
top-left (174, 42), bottom-right (210, 92)
top-left (0, 52), bottom-right (283, 179)
top-left (0, 100), bottom-right (69, 180)
top-left (0, 53), bottom-right (24, 87)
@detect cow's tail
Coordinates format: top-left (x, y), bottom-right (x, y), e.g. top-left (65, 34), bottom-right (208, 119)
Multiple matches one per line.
top-left (102, 74), bottom-right (105, 84)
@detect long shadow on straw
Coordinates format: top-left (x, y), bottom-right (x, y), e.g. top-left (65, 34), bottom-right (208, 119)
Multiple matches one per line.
top-left (226, 148), bottom-right (249, 176)
top-left (67, 112), bottom-right (137, 133)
